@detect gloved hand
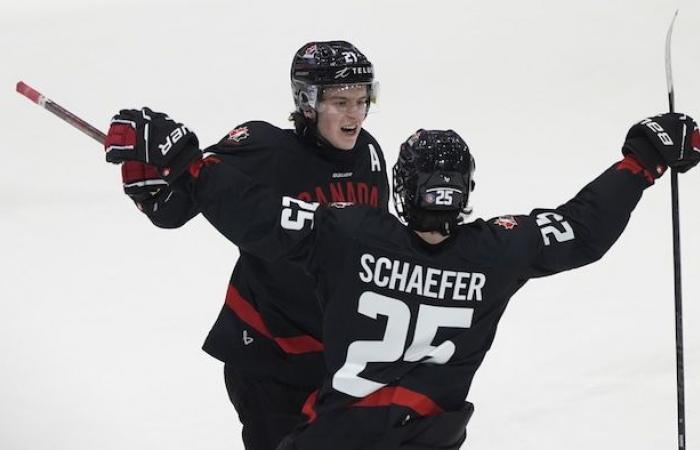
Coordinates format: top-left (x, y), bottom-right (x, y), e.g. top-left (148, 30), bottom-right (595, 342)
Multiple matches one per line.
top-left (622, 112), bottom-right (700, 178)
top-left (105, 107), bottom-right (201, 183)
top-left (121, 160), bottom-right (168, 211)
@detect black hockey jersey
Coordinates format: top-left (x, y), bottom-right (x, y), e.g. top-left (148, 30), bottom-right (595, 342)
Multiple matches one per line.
top-left (186, 155), bottom-right (650, 449)
top-left (143, 121), bottom-right (389, 386)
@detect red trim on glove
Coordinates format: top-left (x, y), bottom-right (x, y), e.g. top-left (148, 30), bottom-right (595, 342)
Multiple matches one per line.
top-left (105, 123), bottom-right (136, 150)
top-left (616, 154), bottom-right (658, 184)
top-left (121, 161), bottom-right (161, 183)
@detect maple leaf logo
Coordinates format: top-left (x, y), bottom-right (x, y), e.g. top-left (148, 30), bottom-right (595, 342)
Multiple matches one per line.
top-left (494, 215), bottom-right (518, 230)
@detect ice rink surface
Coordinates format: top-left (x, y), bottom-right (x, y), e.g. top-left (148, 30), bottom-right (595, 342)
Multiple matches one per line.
top-left (2, 0), bottom-right (699, 448)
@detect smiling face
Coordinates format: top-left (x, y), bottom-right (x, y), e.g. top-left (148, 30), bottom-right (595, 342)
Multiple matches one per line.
top-left (314, 85), bottom-right (370, 150)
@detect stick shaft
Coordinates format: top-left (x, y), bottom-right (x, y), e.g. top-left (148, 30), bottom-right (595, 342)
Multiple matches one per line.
top-left (671, 169), bottom-right (686, 450)
top-left (16, 81), bottom-right (106, 144)
top-left (664, 10), bottom-right (686, 450)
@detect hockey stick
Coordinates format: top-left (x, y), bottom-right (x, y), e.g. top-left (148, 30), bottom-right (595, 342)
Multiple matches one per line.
top-left (16, 81), bottom-right (106, 144)
top-left (664, 10), bottom-right (686, 450)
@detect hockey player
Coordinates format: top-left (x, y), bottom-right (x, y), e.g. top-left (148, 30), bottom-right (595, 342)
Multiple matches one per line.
top-left (115, 41), bottom-right (389, 450)
top-left (105, 110), bottom-right (700, 449)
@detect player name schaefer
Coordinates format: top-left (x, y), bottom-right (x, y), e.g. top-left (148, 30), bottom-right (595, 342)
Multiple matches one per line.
top-left (358, 253), bottom-right (485, 301)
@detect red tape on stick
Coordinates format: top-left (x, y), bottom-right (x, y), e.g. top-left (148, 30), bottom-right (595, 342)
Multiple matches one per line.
top-left (16, 80), bottom-right (106, 144)
top-left (16, 81), bottom-right (44, 104)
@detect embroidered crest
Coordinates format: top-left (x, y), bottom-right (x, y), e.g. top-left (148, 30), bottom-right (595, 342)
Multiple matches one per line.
top-left (494, 215), bottom-right (518, 230)
top-left (227, 126), bottom-right (250, 143)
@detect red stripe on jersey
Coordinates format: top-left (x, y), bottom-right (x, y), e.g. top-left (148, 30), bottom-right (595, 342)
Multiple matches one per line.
top-left (302, 390), bottom-right (319, 423)
top-left (225, 283), bottom-right (274, 339)
top-left (224, 284), bottom-right (324, 354)
top-left (301, 386), bottom-right (443, 424)
top-left (352, 386), bottom-right (444, 417)
top-left (275, 334), bottom-right (324, 354)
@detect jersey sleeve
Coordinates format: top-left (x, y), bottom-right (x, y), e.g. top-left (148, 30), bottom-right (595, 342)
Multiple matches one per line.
top-left (189, 155), bottom-right (345, 273)
top-left (489, 158), bottom-right (652, 279)
top-left (137, 121), bottom-right (281, 228)
top-left (143, 189), bottom-right (200, 228)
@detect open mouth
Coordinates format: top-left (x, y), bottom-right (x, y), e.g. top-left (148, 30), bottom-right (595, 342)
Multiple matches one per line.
top-left (341, 125), bottom-right (359, 136)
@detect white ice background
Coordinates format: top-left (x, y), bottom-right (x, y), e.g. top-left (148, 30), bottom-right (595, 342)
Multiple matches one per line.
top-left (2, 0), bottom-right (699, 449)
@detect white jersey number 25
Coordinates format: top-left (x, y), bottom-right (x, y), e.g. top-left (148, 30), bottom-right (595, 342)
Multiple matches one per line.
top-left (333, 291), bottom-right (473, 398)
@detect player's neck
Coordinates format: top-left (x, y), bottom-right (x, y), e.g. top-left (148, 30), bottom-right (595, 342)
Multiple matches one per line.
top-left (414, 230), bottom-right (449, 245)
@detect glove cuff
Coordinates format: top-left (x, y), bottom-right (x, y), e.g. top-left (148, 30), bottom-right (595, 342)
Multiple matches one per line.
top-left (159, 136), bottom-right (202, 183)
top-left (622, 137), bottom-right (667, 178)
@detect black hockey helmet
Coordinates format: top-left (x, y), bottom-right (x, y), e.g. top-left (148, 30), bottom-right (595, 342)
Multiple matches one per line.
top-left (290, 40), bottom-right (378, 115)
top-left (393, 129), bottom-right (476, 235)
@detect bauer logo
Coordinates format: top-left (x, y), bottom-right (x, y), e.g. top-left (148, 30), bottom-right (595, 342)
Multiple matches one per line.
top-left (227, 126), bottom-right (250, 143)
top-left (640, 118), bottom-right (673, 146)
top-left (158, 125), bottom-right (189, 156)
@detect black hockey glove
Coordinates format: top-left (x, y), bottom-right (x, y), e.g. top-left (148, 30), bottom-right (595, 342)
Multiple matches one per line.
top-left (121, 160), bottom-right (169, 212)
top-left (622, 112), bottom-right (700, 178)
top-left (105, 107), bottom-right (201, 183)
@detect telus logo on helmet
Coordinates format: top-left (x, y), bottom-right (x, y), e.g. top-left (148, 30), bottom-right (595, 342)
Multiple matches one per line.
top-left (640, 118), bottom-right (674, 146)
top-left (334, 66), bottom-right (373, 79)
top-left (158, 125), bottom-right (190, 156)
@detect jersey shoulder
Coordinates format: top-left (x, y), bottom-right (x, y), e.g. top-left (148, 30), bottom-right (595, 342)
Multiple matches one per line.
top-left (356, 129), bottom-right (386, 161)
top-left (325, 205), bottom-right (407, 251)
top-left (317, 203), bottom-right (373, 232)
top-left (357, 128), bottom-right (382, 151)
top-left (314, 204), bottom-right (394, 242)
top-left (456, 215), bottom-right (542, 266)
top-left (205, 120), bottom-right (295, 156)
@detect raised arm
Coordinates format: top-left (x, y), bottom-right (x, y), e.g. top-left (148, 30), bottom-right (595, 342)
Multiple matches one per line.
top-left (113, 120), bottom-right (281, 229)
top-left (188, 155), bottom-right (321, 261)
top-left (488, 113), bottom-right (700, 279)
top-left (104, 107), bottom-right (324, 262)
